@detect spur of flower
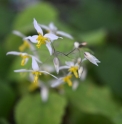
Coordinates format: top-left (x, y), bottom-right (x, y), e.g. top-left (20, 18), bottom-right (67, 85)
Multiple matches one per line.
top-left (40, 22), bottom-right (73, 39)
top-left (25, 18), bottom-right (59, 55)
top-left (14, 57), bottom-right (58, 84)
top-left (84, 52), bottom-right (100, 66)
top-left (6, 51), bottom-right (42, 66)
top-left (59, 61), bottom-right (80, 78)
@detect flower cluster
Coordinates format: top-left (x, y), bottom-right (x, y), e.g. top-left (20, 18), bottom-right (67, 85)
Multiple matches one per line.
top-left (7, 18), bottom-right (100, 101)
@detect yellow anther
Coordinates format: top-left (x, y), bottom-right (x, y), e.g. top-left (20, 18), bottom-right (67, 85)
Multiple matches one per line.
top-left (20, 54), bottom-right (30, 66)
top-left (36, 34), bottom-right (49, 48)
top-left (19, 41), bottom-right (30, 51)
top-left (32, 71), bottom-right (42, 84)
top-left (69, 66), bottom-right (78, 78)
top-left (63, 75), bottom-right (73, 86)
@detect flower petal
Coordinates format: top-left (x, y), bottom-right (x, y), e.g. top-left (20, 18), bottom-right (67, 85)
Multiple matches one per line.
top-left (49, 22), bottom-right (57, 32)
top-left (6, 51), bottom-right (21, 56)
top-left (57, 31), bottom-right (73, 39)
top-left (72, 80), bottom-right (79, 90)
top-left (14, 69), bottom-right (32, 73)
top-left (39, 71), bottom-right (58, 79)
top-left (53, 57), bottom-right (60, 74)
top-left (65, 61), bottom-right (74, 67)
top-left (46, 42), bottom-right (54, 55)
top-left (31, 56), bottom-right (42, 64)
top-left (51, 78), bottom-right (63, 87)
top-left (25, 35), bottom-right (38, 43)
top-left (39, 24), bottom-right (50, 31)
top-left (32, 57), bottom-right (40, 71)
top-left (44, 33), bottom-right (59, 41)
top-left (33, 18), bottom-right (43, 35)
top-left (13, 30), bottom-right (25, 38)
top-left (41, 85), bottom-right (48, 102)
top-left (59, 66), bottom-right (69, 70)
top-left (84, 52), bottom-right (100, 66)
top-left (74, 42), bottom-right (80, 48)
top-left (78, 66), bottom-right (84, 78)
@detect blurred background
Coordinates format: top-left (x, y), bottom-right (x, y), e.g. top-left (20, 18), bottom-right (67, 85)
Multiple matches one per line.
top-left (0, 0), bottom-right (122, 124)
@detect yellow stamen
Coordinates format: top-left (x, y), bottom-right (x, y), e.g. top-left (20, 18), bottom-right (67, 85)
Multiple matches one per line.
top-left (19, 41), bottom-right (30, 51)
top-left (69, 66), bottom-right (78, 78)
top-left (20, 55), bottom-right (30, 66)
top-left (32, 71), bottom-right (42, 84)
top-left (63, 75), bottom-right (73, 86)
top-left (36, 34), bottom-right (49, 48)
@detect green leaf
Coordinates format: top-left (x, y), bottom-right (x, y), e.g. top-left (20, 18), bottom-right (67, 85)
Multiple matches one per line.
top-left (79, 29), bottom-right (106, 45)
top-left (0, 45), bottom-right (12, 79)
top-left (0, 118), bottom-right (9, 124)
top-left (15, 93), bottom-right (67, 124)
top-left (96, 46), bottom-right (122, 98)
top-left (13, 2), bottom-right (58, 32)
top-left (0, 82), bottom-right (16, 118)
top-left (113, 109), bottom-right (122, 124)
top-left (69, 107), bottom-right (114, 124)
top-left (65, 79), bottom-right (120, 118)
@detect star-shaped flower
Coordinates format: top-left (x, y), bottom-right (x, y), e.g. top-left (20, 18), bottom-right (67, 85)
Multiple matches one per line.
top-left (59, 61), bottom-right (79, 78)
top-left (51, 74), bottom-right (73, 87)
top-left (25, 19), bottom-right (59, 55)
top-left (6, 51), bottom-right (42, 66)
top-left (14, 57), bottom-right (58, 84)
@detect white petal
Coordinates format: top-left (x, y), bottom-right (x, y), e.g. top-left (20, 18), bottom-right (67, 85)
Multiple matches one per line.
top-left (24, 58), bottom-right (29, 65)
top-left (44, 33), bottom-right (59, 41)
top-left (84, 52), bottom-right (100, 66)
top-left (6, 51), bottom-right (21, 56)
top-left (51, 78), bottom-right (63, 87)
top-left (59, 66), bottom-right (69, 70)
top-left (57, 31), bottom-right (73, 39)
top-left (74, 42), bottom-right (80, 48)
top-left (49, 22), bottom-right (57, 32)
top-left (80, 68), bottom-right (87, 81)
top-left (46, 42), bottom-right (54, 55)
top-left (65, 61), bottom-right (74, 67)
top-left (72, 81), bottom-right (79, 90)
top-left (78, 66), bottom-right (84, 78)
top-left (32, 57), bottom-right (40, 71)
top-left (14, 69), bottom-right (32, 73)
top-left (39, 71), bottom-right (58, 79)
top-left (13, 30), bottom-right (25, 38)
top-left (39, 24), bottom-right (50, 31)
top-left (25, 35), bottom-right (38, 43)
top-left (53, 57), bottom-right (60, 74)
top-left (31, 56), bottom-right (42, 64)
top-left (33, 18), bottom-right (43, 35)
top-left (42, 65), bottom-right (55, 72)
top-left (41, 86), bottom-right (48, 102)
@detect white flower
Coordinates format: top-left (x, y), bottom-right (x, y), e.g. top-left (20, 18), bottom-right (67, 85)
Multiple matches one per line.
top-left (53, 57), bottom-right (60, 74)
top-left (13, 30), bottom-right (34, 52)
top-left (51, 74), bottom-right (73, 87)
top-left (40, 22), bottom-right (73, 39)
top-left (84, 52), bottom-right (100, 66)
top-left (59, 61), bottom-right (79, 78)
top-left (6, 51), bottom-right (42, 66)
top-left (14, 57), bottom-right (58, 84)
top-left (25, 19), bottom-right (59, 55)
